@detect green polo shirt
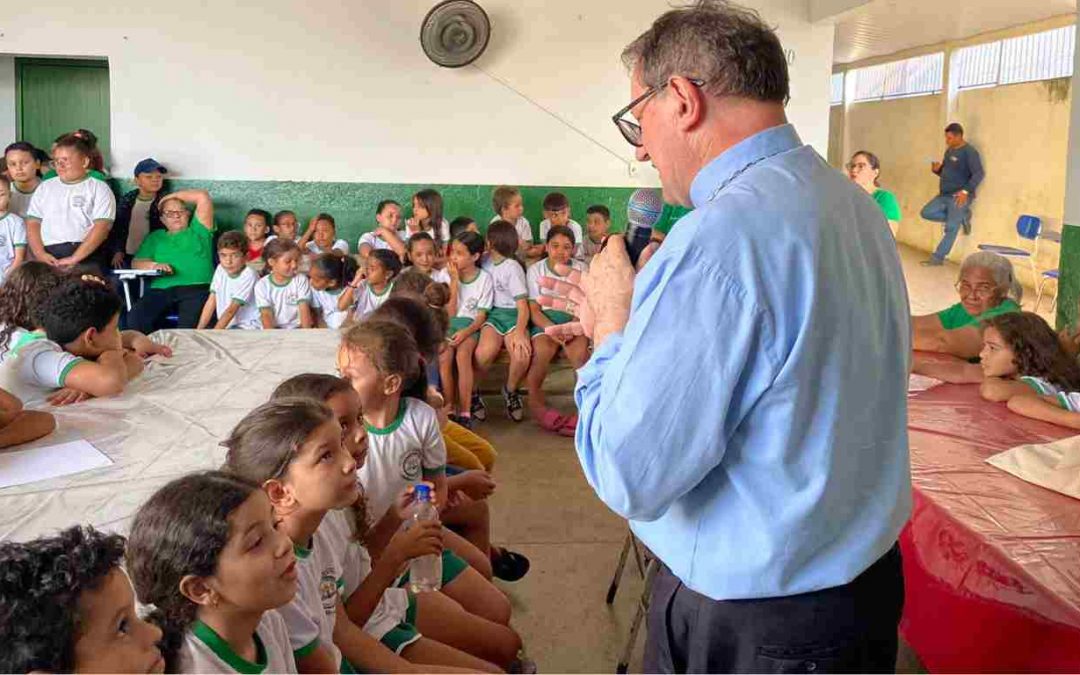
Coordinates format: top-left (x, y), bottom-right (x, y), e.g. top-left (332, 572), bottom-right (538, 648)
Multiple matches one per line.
top-left (936, 298), bottom-right (1020, 331)
top-left (134, 215), bottom-right (214, 289)
top-left (873, 189), bottom-right (902, 222)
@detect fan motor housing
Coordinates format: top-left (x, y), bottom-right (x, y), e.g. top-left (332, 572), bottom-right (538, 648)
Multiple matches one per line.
top-left (420, 0), bottom-right (492, 68)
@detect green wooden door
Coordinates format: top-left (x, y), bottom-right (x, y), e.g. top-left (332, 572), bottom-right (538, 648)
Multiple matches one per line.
top-left (16, 58), bottom-right (110, 164)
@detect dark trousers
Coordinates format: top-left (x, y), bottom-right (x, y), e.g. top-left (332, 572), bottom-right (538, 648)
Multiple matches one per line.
top-left (645, 544), bottom-right (904, 674)
top-left (127, 284), bottom-right (209, 333)
top-left (44, 242), bottom-right (110, 276)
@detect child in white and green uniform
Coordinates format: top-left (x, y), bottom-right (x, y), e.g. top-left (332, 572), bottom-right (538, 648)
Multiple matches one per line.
top-left (476, 220), bottom-right (532, 422)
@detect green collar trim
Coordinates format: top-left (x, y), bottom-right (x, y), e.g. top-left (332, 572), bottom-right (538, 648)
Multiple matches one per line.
top-left (293, 543), bottom-right (312, 559)
top-left (11, 330), bottom-right (47, 356)
top-left (460, 269), bottom-right (480, 285)
top-left (191, 620), bottom-right (268, 674)
top-left (371, 282), bottom-right (392, 298)
top-left (58, 175), bottom-right (90, 186)
top-left (491, 257), bottom-right (507, 266)
top-left (365, 400), bottom-right (406, 435)
top-left (269, 276), bottom-right (292, 288)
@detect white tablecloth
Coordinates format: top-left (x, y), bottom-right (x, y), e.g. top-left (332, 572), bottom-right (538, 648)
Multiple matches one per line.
top-left (0, 329), bottom-right (340, 542)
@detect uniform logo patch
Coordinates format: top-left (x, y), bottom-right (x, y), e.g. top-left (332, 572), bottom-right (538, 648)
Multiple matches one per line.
top-left (400, 449), bottom-right (422, 481)
top-left (71, 195), bottom-right (87, 208)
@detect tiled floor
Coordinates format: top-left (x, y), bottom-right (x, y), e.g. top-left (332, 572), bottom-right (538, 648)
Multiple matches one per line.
top-left (480, 244), bottom-right (1036, 673)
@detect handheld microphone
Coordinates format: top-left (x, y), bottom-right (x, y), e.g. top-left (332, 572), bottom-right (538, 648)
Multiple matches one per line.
top-left (625, 188), bottom-right (664, 267)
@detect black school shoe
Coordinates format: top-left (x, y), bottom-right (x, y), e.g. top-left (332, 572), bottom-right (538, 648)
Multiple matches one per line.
top-left (449, 414), bottom-right (473, 430)
top-left (502, 385), bottom-right (525, 422)
top-left (492, 547), bottom-right (531, 582)
top-left (471, 391), bottom-right (487, 421)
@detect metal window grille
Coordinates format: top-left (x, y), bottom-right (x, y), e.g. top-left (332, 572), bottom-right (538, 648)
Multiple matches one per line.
top-left (851, 53), bottom-right (944, 102)
top-left (830, 72), bottom-right (845, 105)
top-left (954, 25), bottom-right (1075, 89)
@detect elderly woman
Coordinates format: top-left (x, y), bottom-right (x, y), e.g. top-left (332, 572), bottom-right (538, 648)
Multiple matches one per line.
top-left (912, 251), bottom-right (1022, 359)
top-left (848, 150), bottom-right (901, 237)
top-left (126, 189), bottom-right (215, 332)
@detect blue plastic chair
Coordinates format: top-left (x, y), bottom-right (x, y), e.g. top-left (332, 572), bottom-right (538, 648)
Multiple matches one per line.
top-left (978, 215), bottom-right (1042, 289)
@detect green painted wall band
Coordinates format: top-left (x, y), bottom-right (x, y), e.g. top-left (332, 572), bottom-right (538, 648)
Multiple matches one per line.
top-left (111, 178), bottom-right (637, 243)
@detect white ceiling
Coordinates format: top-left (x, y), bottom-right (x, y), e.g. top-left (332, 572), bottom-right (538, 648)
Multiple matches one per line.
top-left (833, 0), bottom-right (1077, 64)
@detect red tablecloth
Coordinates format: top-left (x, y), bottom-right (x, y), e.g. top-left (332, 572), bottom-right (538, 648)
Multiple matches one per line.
top-left (903, 382), bottom-right (1080, 672)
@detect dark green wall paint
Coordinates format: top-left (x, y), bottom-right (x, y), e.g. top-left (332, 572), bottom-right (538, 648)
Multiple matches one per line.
top-left (111, 178), bottom-right (637, 244)
top-left (1056, 224), bottom-right (1079, 330)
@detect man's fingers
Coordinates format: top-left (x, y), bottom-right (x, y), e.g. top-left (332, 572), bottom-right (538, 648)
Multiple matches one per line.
top-left (545, 322), bottom-right (585, 340)
top-left (537, 277), bottom-right (587, 305)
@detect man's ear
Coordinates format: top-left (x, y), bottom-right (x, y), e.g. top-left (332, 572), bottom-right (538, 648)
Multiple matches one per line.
top-left (669, 76), bottom-right (705, 134)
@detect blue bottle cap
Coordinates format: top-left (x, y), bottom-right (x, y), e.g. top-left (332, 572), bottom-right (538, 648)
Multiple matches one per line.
top-left (414, 483), bottom-right (432, 501)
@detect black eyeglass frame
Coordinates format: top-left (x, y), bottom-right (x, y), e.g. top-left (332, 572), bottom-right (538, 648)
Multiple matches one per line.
top-left (611, 77), bottom-right (706, 147)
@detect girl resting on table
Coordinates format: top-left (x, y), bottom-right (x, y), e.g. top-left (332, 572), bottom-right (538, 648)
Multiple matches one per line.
top-left (914, 311), bottom-right (1080, 428)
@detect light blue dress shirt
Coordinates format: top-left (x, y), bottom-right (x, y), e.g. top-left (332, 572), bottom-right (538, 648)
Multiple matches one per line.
top-left (575, 124), bottom-right (912, 601)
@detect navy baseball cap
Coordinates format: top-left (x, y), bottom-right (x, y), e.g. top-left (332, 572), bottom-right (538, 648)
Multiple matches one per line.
top-left (133, 158), bottom-right (167, 176)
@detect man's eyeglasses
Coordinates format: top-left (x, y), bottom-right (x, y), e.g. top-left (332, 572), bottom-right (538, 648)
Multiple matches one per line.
top-left (611, 78), bottom-right (706, 147)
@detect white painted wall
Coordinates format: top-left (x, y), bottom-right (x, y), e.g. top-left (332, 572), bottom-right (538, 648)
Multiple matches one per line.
top-left (0, 56), bottom-right (15, 147)
top-left (0, 0), bottom-right (834, 186)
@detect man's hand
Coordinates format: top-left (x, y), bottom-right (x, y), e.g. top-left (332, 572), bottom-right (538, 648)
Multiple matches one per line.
top-left (931, 161), bottom-right (943, 174)
top-left (953, 191), bottom-right (969, 207)
top-left (538, 235), bottom-right (634, 346)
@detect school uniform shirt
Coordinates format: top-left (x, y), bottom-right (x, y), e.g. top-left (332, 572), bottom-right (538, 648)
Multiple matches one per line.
top-left (490, 215), bottom-right (532, 244)
top-left (359, 398), bottom-right (447, 524)
top-left (399, 219), bottom-right (450, 245)
top-left (0, 213), bottom-right (27, 279)
top-left (312, 288), bottom-right (350, 329)
top-left (209, 265), bottom-right (261, 329)
top-left (481, 257), bottom-right (528, 309)
top-left (318, 510), bottom-right (411, 643)
top-left (581, 235), bottom-right (603, 264)
top-left (352, 282), bottom-right (393, 320)
top-left (430, 267), bottom-right (451, 285)
top-left (9, 184), bottom-right (36, 219)
top-left (26, 175), bottom-right (116, 246)
top-left (0, 330), bottom-right (84, 405)
top-left (278, 531), bottom-right (345, 670)
top-left (527, 257), bottom-right (586, 302)
top-left (358, 231), bottom-right (395, 253)
top-left (1021, 376), bottom-right (1080, 412)
top-left (254, 275), bottom-right (312, 329)
top-left (453, 268), bottom-right (494, 321)
top-left (178, 612), bottom-right (297, 674)
top-left (538, 219), bottom-right (585, 258)
top-left (306, 239), bottom-right (350, 256)
top-left (135, 217), bottom-right (215, 290)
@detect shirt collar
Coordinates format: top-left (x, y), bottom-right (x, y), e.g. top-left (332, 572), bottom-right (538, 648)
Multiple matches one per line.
top-left (689, 123), bottom-right (803, 208)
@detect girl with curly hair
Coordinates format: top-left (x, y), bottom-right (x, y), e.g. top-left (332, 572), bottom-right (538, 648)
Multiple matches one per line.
top-left (0, 525), bottom-right (164, 673)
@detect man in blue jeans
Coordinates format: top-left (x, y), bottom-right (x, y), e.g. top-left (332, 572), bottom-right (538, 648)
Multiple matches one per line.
top-left (921, 122), bottom-right (985, 266)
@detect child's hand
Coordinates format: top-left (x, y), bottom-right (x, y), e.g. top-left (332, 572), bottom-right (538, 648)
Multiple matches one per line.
top-left (387, 520), bottom-right (443, 567)
top-left (448, 330), bottom-right (468, 347)
top-left (393, 487), bottom-right (416, 521)
top-left (349, 268), bottom-right (366, 289)
top-left (153, 263), bottom-right (174, 274)
top-left (447, 260), bottom-right (459, 281)
top-left (451, 470), bottom-right (496, 500)
top-left (47, 388), bottom-right (92, 406)
top-left (130, 334), bottom-right (173, 359)
top-left (111, 251), bottom-right (126, 269)
top-left (508, 329), bottom-right (532, 359)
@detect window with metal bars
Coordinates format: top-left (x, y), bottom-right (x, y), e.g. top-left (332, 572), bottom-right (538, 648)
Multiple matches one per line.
top-left (849, 53), bottom-right (944, 102)
top-left (830, 72), bottom-right (844, 105)
top-left (953, 25), bottom-right (1075, 90)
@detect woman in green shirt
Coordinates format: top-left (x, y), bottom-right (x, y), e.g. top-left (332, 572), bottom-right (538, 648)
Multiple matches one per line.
top-left (848, 151), bottom-right (901, 237)
top-left (127, 189), bottom-right (215, 332)
top-left (912, 252), bottom-right (1022, 359)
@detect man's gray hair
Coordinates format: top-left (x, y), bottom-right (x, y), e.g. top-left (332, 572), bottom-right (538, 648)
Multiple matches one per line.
top-left (960, 251), bottom-right (1023, 303)
top-left (621, 0), bottom-right (789, 104)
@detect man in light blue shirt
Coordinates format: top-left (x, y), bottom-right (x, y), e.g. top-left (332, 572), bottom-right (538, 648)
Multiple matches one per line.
top-left (541, 2), bottom-right (911, 672)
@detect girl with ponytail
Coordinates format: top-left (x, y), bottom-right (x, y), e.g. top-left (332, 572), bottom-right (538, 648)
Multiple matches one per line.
top-left (126, 471), bottom-right (300, 674)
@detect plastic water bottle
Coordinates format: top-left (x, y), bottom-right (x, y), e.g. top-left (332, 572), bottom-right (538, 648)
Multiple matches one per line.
top-left (407, 483), bottom-right (442, 593)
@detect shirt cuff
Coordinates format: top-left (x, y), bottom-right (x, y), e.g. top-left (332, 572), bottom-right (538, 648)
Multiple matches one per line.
top-left (576, 332), bottom-right (624, 385)
top-left (293, 638), bottom-right (321, 659)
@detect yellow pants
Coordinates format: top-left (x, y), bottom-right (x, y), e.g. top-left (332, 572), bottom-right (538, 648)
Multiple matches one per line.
top-left (443, 421), bottom-right (497, 472)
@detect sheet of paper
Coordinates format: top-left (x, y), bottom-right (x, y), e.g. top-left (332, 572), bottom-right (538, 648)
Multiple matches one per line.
top-left (909, 374), bottom-right (943, 393)
top-left (0, 440), bottom-right (113, 489)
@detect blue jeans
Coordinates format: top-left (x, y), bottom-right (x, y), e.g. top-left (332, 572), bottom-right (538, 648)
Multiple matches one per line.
top-left (921, 193), bottom-right (971, 262)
